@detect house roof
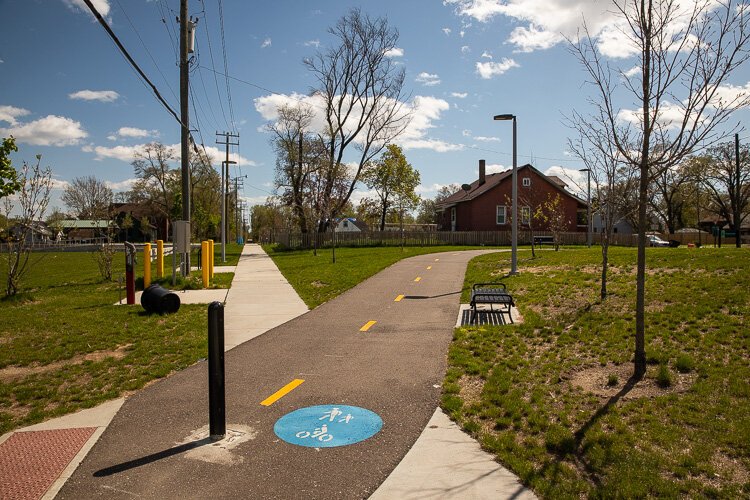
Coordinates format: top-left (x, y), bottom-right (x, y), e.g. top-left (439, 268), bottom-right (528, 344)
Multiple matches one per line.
top-left (338, 217), bottom-right (369, 231)
top-left (436, 164), bottom-right (587, 209)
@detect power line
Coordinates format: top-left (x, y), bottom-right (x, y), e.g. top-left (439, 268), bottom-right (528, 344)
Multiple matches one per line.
top-left (199, 0), bottom-right (230, 130)
top-left (217, 0), bottom-right (237, 131)
top-left (81, 0), bottom-right (185, 130)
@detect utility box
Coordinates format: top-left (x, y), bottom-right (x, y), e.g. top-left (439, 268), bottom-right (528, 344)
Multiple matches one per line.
top-left (173, 221), bottom-right (191, 253)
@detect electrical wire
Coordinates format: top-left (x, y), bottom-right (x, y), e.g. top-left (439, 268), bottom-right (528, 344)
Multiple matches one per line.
top-left (199, 0), bottom-right (230, 130)
top-left (217, 0), bottom-right (237, 132)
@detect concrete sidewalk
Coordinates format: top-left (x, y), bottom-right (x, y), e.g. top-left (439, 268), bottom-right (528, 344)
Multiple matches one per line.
top-left (0, 244), bottom-right (533, 499)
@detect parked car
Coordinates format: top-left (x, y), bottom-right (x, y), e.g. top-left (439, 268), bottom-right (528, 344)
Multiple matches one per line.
top-left (647, 235), bottom-right (670, 247)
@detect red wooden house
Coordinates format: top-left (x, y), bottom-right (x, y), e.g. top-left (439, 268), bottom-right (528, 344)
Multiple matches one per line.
top-left (436, 161), bottom-right (588, 232)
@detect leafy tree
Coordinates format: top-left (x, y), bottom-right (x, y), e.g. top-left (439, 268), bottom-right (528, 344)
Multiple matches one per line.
top-left (0, 137), bottom-right (21, 199)
top-left (650, 163), bottom-right (691, 233)
top-left (698, 141), bottom-right (750, 246)
top-left (189, 148), bottom-right (221, 240)
top-left (61, 175), bottom-right (113, 220)
top-left (2, 154), bottom-right (53, 296)
top-left (363, 145), bottom-right (420, 231)
top-left (570, 0), bottom-right (750, 378)
top-left (534, 193), bottom-right (569, 251)
top-left (131, 142), bottom-right (179, 238)
top-left (305, 8), bottom-right (411, 231)
top-left (355, 197), bottom-right (381, 228)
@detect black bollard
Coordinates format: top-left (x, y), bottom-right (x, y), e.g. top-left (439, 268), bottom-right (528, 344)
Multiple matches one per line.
top-left (208, 301), bottom-right (225, 440)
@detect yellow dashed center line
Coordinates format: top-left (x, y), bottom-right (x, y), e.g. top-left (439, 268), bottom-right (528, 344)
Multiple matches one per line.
top-left (414, 276), bottom-right (422, 282)
top-left (426, 266), bottom-right (432, 270)
top-left (434, 258), bottom-right (439, 261)
top-left (260, 379), bottom-right (305, 406)
top-left (394, 294), bottom-right (405, 302)
top-left (360, 320), bottom-right (377, 332)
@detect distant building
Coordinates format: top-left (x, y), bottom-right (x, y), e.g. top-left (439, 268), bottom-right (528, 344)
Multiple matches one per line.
top-left (435, 161), bottom-right (588, 232)
top-left (59, 220), bottom-right (116, 240)
top-left (335, 218), bottom-right (369, 232)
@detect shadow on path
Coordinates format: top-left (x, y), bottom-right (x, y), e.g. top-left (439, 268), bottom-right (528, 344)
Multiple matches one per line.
top-left (93, 438), bottom-right (212, 477)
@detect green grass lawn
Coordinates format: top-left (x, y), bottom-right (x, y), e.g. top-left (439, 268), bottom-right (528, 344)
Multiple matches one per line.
top-left (0, 251), bottom-right (211, 435)
top-left (445, 247), bottom-right (750, 498)
top-left (263, 244), bottom-right (496, 308)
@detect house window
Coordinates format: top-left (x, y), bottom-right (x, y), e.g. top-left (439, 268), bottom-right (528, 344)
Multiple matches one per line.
top-left (522, 177), bottom-right (531, 187)
top-left (577, 210), bottom-right (587, 226)
top-left (343, 220), bottom-right (349, 228)
top-left (496, 205), bottom-right (507, 225)
top-left (521, 206), bottom-right (531, 225)
top-left (451, 208), bottom-right (456, 222)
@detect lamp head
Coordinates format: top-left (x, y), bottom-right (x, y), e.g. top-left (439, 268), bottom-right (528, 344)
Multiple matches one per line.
top-left (493, 114), bottom-right (515, 121)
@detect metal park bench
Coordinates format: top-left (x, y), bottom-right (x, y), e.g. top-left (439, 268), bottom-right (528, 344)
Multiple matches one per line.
top-left (533, 235), bottom-right (554, 246)
top-left (469, 282), bottom-right (515, 325)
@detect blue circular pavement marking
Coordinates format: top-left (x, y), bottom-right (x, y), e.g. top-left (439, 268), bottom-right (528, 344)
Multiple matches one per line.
top-left (274, 405), bottom-right (383, 448)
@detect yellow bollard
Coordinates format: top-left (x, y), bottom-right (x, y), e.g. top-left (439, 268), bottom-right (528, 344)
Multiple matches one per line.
top-left (201, 241), bottom-right (209, 288)
top-left (144, 243), bottom-right (152, 288)
top-left (156, 240), bottom-right (164, 278)
top-left (208, 239), bottom-right (215, 278)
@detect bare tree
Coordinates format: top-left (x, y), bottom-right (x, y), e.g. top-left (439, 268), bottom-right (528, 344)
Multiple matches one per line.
top-left (61, 175), bottom-right (113, 220)
top-left (305, 8), bottom-right (411, 231)
top-left (269, 103), bottom-right (321, 234)
top-left (571, 0), bottom-right (750, 377)
top-left (2, 155), bottom-right (53, 296)
top-left (569, 115), bottom-right (639, 299)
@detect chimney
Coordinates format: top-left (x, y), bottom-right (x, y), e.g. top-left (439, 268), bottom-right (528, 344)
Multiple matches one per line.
top-left (479, 159), bottom-right (486, 185)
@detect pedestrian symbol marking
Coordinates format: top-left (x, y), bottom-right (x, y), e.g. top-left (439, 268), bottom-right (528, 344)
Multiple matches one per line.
top-left (274, 405), bottom-right (383, 448)
top-left (260, 379), bottom-right (304, 406)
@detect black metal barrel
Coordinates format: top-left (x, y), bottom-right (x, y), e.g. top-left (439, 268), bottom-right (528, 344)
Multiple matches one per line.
top-left (141, 284), bottom-right (181, 314)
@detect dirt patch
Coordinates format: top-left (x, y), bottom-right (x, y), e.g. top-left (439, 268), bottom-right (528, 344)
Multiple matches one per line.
top-left (458, 375), bottom-right (485, 406)
top-left (0, 344), bottom-right (132, 382)
top-left (311, 280), bottom-right (328, 288)
top-left (570, 363), bottom-right (696, 400)
top-left (711, 450), bottom-right (749, 484)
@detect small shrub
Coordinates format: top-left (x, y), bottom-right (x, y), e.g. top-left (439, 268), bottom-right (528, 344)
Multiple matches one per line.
top-left (656, 363), bottom-right (673, 388)
top-left (607, 374), bottom-right (619, 387)
top-left (674, 354), bottom-right (695, 373)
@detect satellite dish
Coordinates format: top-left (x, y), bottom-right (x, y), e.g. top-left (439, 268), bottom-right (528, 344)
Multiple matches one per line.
top-left (461, 183), bottom-right (471, 191)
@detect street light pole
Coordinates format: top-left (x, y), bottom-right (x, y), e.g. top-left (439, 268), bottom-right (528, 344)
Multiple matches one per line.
top-left (579, 168), bottom-right (592, 247)
top-left (494, 114), bottom-right (518, 275)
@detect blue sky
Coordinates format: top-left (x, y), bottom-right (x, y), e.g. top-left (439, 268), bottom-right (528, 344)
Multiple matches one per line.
top-left (1, 0), bottom-right (749, 215)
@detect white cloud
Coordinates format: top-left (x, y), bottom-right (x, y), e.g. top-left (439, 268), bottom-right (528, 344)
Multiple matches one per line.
top-left (50, 178), bottom-right (71, 190)
top-left (617, 101), bottom-right (702, 131)
top-left (105, 178), bottom-right (138, 191)
top-left (0, 115), bottom-right (87, 146)
top-left (444, 0), bottom-right (504, 23)
top-left (452, 92), bottom-right (468, 99)
top-left (486, 163), bottom-right (509, 174)
top-left (85, 142), bottom-right (255, 167)
top-left (712, 82), bottom-right (750, 108)
top-left (442, 28), bottom-right (452, 35)
top-left (481, 51), bottom-right (493, 59)
top-left (416, 72), bottom-right (441, 87)
top-left (69, 90), bottom-right (120, 102)
top-left (475, 58), bottom-right (519, 79)
top-left (117, 126), bottom-right (155, 138)
top-left (623, 66), bottom-right (641, 78)
top-left (545, 166), bottom-right (586, 195)
top-left (384, 47), bottom-right (404, 58)
top-left (461, 45), bottom-right (470, 54)
top-left (462, 129), bottom-right (472, 137)
top-left (508, 24), bottom-right (564, 53)
top-left (261, 38), bottom-right (272, 48)
top-left (254, 93), bottom-right (461, 154)
top-left (304, 39), bottom-right (320, 48)
top-left (63, 0), bottom-right (110, 18)
top-left (474, 136), bottom-right (500, 142)
top-left (0, 59), bottom-right (4, 64)
top-left (0, 105), bottom-right (30, 125)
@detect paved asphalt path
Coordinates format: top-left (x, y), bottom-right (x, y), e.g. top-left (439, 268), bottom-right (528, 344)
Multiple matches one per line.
top-left (59, 249), bottom-right (498, 499)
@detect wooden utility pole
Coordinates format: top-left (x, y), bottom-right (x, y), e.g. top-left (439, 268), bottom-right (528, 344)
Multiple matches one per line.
top-left (179, 0), bottom-right (191, 275)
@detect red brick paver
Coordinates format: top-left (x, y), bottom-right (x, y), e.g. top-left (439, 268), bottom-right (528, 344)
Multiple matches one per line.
top-left (0, 427), bottom-right (96, 500)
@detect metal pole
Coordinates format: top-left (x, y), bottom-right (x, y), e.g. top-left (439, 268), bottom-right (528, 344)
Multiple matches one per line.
top-left (179, 0), bottom-right (191, 276)
top-left (511, 116), bottom-right (518, 275)
top-left (208, 301), bottom-right (225, 440)
top-left (221, 160), bottom-right (226, 263)
top-left (587, 169), bottom-right (592, 247)
top-left (735, 133), bottom-right (741, 248)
